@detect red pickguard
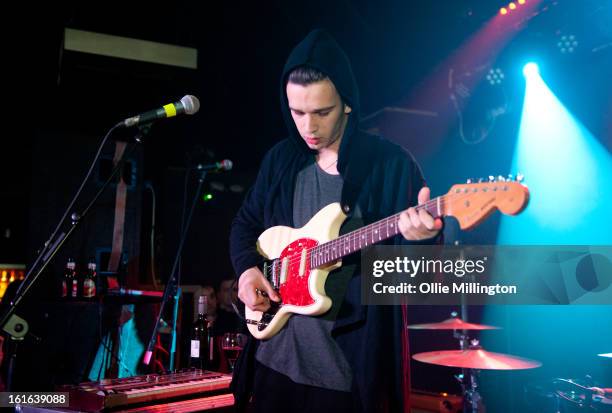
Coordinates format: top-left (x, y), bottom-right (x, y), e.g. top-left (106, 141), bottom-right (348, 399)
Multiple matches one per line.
top-left (278, 238), bottom-right (319, 306)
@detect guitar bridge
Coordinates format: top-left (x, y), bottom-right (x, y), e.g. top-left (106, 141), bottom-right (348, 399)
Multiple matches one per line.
top-left (244, 313), bottom-right (274, 331)
top-left (258, 313), bottom-right (274, 331)
top-left (247, 299), bottom-right (281, 332)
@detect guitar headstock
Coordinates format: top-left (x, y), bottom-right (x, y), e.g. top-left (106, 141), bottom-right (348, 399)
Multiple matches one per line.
top-left (444, 175), bottom-right (530, 230)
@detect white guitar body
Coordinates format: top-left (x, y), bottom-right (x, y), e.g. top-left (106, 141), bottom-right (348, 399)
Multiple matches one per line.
top-left (245, 203), bottom-right (346, 340)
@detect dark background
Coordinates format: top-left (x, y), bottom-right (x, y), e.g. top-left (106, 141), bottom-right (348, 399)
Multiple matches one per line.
top-left (0, 0), bottom-right (610, 410)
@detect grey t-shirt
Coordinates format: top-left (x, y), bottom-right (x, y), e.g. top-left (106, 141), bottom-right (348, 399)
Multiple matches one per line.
top-left (255, 160), bottom-right (353, 392)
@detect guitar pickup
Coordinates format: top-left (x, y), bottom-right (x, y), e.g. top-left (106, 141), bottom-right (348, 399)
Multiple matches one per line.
top-left (299, 248), bottom-right (307, 277)
top-left (280, 256), bottom-right (289, 284)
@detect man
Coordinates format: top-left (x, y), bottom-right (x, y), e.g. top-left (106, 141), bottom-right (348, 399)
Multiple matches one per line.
top-left (212, 277), bottom-right (245, 336)
top-left (217, 278), bottom-right (238, 313)
top-left (199, 285), bottom-right (218, 327)
top-left (229, 29), bottom-right (442, 413)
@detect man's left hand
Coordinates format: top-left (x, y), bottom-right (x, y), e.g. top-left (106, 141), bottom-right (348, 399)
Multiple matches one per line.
top-left (398, 187), bottom-right (443, 241)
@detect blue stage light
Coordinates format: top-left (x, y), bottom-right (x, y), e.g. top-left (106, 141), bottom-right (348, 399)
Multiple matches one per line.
top-left (522, 62), bottom-right (539, 77)
top-left (499, 67), bottom-right (612, 245)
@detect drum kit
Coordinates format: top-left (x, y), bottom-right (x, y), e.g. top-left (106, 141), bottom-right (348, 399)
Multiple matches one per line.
top-left (409, 311), bottom-right (542, 413)
top-left (410, 313), bottom-right (612, 412)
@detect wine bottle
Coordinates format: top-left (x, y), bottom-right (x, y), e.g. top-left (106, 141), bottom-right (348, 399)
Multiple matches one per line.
top-left (189, 295), bottom-right (209, 370)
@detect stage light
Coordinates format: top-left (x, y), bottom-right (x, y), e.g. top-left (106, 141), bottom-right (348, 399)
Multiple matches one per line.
top-left (557, 34), bottom-right (578, 54)
top-left (486, 68), bottom-right (505, 85)
top-left (518, 0), bottom-right (526, 4)
top-left (509, 2), bottom-right (517, 10)
top-left (500, 7), bottom-right (508, 15)
top-left (499, 63), bottom-right (612, 245)
top-left (522, 62), bottom-right (539, 77)
top-left (202, 193), bottom-right (214, 202)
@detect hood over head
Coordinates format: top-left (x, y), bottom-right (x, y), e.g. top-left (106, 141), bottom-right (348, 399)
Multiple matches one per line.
top-left (280, 29), bottom-right (361, 173)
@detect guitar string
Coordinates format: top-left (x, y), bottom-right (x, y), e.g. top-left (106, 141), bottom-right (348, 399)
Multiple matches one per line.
top-left (310, 183), bottom-right (518, 263)
top-left (264, 185), bottom-right (518, 278)
top-left (265, 186), bottom-right (514, 277)
top-left (278, 190), bottom-right (475, 268)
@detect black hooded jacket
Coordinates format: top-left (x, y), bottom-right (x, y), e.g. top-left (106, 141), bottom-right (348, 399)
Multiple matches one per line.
top-left (229, 29), bottom-right (431, 412)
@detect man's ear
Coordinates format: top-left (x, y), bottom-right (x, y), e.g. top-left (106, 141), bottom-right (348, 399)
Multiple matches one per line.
top-left (344, 104), bottom-right (352, 114)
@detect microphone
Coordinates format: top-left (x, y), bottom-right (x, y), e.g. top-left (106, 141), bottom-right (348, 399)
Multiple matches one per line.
top-left (119, 95), bottom-right (200, 128)
top-left (196, 159), bottom-right (233, 172)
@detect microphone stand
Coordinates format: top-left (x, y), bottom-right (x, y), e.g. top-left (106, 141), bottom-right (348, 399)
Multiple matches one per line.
top-left (143, 167), bottom-right (208, 371)
top-left (0, 125), bottom-right (149, 390)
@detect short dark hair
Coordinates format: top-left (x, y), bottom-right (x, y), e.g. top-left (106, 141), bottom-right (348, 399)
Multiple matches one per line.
top-left (216, 277), bottom-right (237, 292)
top-left (287, 65), bottom-right (328, 86)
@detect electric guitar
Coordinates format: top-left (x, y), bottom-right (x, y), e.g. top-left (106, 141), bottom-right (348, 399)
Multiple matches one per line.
top-left (245, 177), bottom-right (529, 339)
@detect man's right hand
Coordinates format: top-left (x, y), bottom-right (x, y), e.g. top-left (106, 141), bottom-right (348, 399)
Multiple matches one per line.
top-left (238, 267), bottom-right (281, 312)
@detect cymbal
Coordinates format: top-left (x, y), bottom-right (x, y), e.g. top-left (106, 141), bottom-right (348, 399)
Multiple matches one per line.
top-left (598, 352), bottom-right (612, 358)
top-left (408, 317), bottom-right (500, 330)
top-left (413, 348), bottom-right (542, 370)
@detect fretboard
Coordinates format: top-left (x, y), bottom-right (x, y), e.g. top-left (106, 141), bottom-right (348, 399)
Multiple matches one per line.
top-left (310, 197), bottom-right (443, 268)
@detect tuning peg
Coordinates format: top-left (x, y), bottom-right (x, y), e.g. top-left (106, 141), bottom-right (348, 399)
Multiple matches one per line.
top-left (497, 175), bottom-right (505, 182)
top-left (488, 175), bottom-right (495, 182)
top-left (466, 178), bottom-right (472, 184)
top-left (478, 177), bottom-right (483, 183)
top-left (507, 174), bottom-right (513, 181)
top-left (516, 173), bottom-right (524, 183)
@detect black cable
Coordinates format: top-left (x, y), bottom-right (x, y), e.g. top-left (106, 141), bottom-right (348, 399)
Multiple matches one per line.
top-left (143, 170), bottom-right (207, 367)
top-left (17, 125), bottom-right (120, 299)
top-left (176, 166), bottom-right (192, 288)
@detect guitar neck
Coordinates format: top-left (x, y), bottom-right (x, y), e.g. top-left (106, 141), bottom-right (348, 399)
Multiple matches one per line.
top-left (310, 197), bottom-right (444, 268)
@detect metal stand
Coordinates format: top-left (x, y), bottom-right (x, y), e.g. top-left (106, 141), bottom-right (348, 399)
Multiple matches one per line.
top-left (143, 168), bottom-right (208, 371)
top-left (453, 242), bottom-right (484, 412)
top-left (456, 368), bottom-right (483, 413)
top-left (0, 125), bottom-right (148, 389)
top-left (448, 305), bottom-right (485, 413)
top-left (454, 340), bottom-right (485, 413)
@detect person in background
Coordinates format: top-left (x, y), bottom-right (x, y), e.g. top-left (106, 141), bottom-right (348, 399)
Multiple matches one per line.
top-left (212, 277), bottom-right (245, 336)
top-left (199, 285), bottom-right (218, 329)
top-left (218, 278), bottom-right (238, 313)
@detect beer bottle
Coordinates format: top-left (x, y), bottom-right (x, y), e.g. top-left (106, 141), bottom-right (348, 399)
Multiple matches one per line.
top-left (83, 260), bottom-right (97, 299)
top-left (63, 258), bottom-right (77, 299)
